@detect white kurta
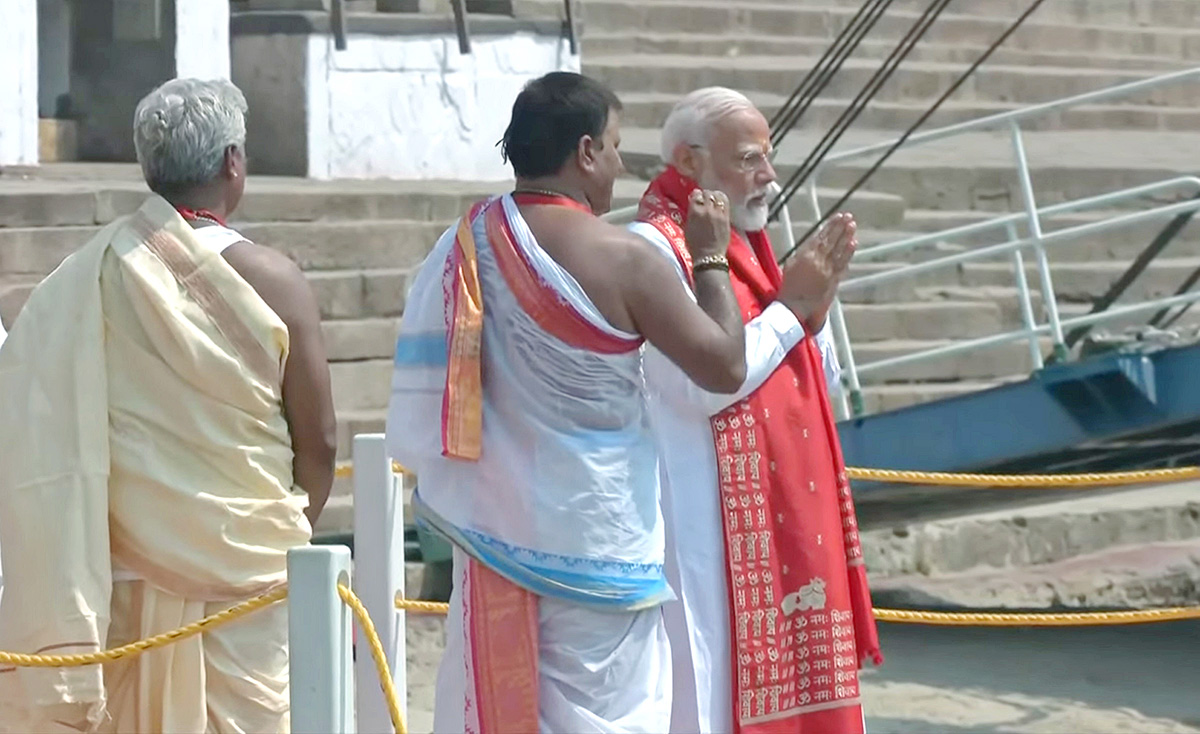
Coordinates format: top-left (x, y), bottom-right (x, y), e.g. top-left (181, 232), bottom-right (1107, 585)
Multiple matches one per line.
top-left (629, 222), bottom-right (842, 734)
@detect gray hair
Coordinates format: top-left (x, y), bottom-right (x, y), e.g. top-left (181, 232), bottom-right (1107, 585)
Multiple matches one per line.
top-left (133, 78), bottom-right (248, 194)
top-left (659, 87), bottom-right (757, 163)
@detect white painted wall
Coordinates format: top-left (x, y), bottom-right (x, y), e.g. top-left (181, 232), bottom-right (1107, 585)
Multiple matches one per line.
top-left (0, 0), bottom-right (39, 166)
top-left (176, 0), bottom-right (231, 80)
top-left (306, 31), bottom-right (580, 180)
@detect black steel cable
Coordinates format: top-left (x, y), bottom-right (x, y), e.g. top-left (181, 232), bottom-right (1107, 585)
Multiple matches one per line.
top-left (1063, 192), bottom-right (1200, 348)
top-left (770, 0), bottom-right (955, 224)
top-left (780, 0), bottom-right (1051, 261)
top-left (769, 0), bottom-right (897, 150)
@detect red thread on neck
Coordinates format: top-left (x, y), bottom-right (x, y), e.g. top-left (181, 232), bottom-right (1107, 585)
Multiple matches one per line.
top-left (175, 206), bottom-right (228, 228)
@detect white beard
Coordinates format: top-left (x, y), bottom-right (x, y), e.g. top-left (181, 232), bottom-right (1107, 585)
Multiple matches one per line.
top-left (731, 200), bottom-right (770, 233)
top-left (699, 172), bottom-right (771, 233)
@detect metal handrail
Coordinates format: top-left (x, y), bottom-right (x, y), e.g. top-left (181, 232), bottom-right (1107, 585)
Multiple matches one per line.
top-left (449, 0), bottom-right (472, 53)
top-left (842, 180), bottom-right (1200, 282)
top-left (850, 179), bottom-right (1200, 263)
top-left (810, 67), bottom-right (1200, 416)
top-left (563, 0), bottom-right (579, 55)
top-left (810, 68), bottom-right (1200, 173)
top-left (447, 0), bottom-right (580, 56)
top-left (1066, 191), bottom-right (1200, 351)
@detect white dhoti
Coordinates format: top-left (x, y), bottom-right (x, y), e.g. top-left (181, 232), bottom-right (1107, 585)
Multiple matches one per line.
top-left (434, 550), bottom-right (672, 734)
top-left (388, 194), bottom-right (675, 733)
top-left (100, 581), bottom-right (290, 734)
top-left (0, 196), bottom-right (309, 732)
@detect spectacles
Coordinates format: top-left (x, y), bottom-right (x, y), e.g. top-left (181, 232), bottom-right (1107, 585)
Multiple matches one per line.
top-left (690, 144), bottom-right (776, 173)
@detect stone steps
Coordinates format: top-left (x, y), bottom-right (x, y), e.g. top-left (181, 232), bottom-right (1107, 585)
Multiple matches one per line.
top-left (0, 173), bottom-right (502, 225)
top-left (857, 380), bottom-right (1013, 414)
top-left (583, 33), bottom-right (1188, 74)
top-left (322, 317), bottom-right (401, 361)
top-left (842, 301), bottom-right (1005, 341)
top-left (330, 359), bottom-right (396, 412)
top-left (587, 54), bottom-right (1200, 107)
top-left (826, 211), bottom-right (1200, 264)
top-left (839, 256), bottom-right (1200, 304)
top-left (619, 127), bottom-right (1200, 214)
top-left (313, 299), bottom-right (1011, 363)
top-left (861, 482), bottom-right (1200, 609)
top-left (854, 337), bottom-right (1044, 383)
top-left (307, 268), bottom-right (414, 322)
top-left (871, 537), bottom-right (1200, 610)
top-left (616, 90), bottom-right (1200, 133)
top-left (964, 257), bottom-right (1200, 301)
top-left (710, 0), bottom-right (1200, 27)
top-left (538, 0), bottom-right (1200, 57)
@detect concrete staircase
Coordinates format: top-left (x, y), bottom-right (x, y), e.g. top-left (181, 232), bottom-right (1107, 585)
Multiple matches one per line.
top-left (6, 0), bottom-right (1200, 534)
top-left (859, 481), bottom-right (1200, 610)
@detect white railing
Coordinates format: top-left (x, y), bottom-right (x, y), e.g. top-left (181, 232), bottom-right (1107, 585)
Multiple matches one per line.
top-left (288, 434), bottom-right (408, 734)
top-left (289, 545), bottom-right (356, 733)
top-left (352, 434), bottom-right (408, 733)
top-left (807, 67), bottom-right (1200, 416)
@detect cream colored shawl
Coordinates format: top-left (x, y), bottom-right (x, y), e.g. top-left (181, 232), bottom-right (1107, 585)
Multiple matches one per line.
top-left (0, 195), bottom-right (310, 728)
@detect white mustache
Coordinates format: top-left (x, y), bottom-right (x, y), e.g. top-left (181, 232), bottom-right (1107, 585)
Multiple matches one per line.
top-left (740, 189), bottom-right (772, 208)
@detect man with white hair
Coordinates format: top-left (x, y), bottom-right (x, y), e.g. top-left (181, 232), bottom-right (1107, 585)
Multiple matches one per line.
top-left (0, 78), bottom-right (335, 733)
top-left (632, 87), bottom-right (883, 733)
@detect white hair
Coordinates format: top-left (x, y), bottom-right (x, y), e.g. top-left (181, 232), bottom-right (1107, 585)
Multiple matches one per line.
top-left (659, 87), bottom-right (757, 163)
top-left (133, 78), bottom-right (248, 194)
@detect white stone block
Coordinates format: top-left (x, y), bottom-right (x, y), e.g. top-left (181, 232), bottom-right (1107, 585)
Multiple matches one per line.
top-left (308, 31), bottom-right (576, 180)
top-left (176, 0), bottom-right (232, 80)
top-left (0, 0), bottom-right (38, 166)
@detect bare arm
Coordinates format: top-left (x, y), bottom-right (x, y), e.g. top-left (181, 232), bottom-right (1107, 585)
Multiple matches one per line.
top-left (223, 243), bottom-right (338, 527)
top-left (622, 191), bottom-right (747, 393)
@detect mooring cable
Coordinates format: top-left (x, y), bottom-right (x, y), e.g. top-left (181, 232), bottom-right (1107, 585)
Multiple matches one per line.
top-left (779, 0), bottom-right (1051, 261)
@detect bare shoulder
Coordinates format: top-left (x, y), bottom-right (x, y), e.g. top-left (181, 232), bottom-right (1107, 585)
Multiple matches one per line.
top-left (586, 217), bottom-right (666, 268)
top-left (221, 241), bottom-right (315, 325)
top-left (599, 219), bottom-right (680, 286)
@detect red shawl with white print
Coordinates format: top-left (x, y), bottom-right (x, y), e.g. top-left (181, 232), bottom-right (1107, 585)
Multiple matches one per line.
top-left (638, 166), bottom-right (881, 734)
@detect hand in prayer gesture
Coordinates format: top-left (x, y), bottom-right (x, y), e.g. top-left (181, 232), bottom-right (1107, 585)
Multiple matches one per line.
top-left (778, 212), bottom-right (857, 332)
top-left (684, 189), bottom-right (732, 261)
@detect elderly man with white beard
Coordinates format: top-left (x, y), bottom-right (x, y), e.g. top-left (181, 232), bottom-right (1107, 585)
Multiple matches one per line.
top-left (631, 87), bottom-right (884, 734)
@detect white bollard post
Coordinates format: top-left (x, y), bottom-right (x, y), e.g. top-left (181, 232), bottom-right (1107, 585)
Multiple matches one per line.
top-left (353, 433), bottom-right (407, 733)
top-left (289, 545), bottom-right (356, 734)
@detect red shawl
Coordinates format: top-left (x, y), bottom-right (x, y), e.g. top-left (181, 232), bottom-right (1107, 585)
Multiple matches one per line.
top-left (638, 167), bottom-right (881, 734)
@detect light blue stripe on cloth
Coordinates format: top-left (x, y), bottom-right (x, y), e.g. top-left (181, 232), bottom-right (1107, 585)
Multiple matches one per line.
top-left (412, 492), bottom-right (673, 611)
top-left (394, 332), bottom-right (447, 366)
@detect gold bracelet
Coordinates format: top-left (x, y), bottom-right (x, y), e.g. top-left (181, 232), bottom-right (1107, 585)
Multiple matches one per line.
top-left (693, 254), bottom-right (730, 273)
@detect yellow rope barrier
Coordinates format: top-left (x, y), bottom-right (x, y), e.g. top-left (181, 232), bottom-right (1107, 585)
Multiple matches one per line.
top-left (334, 461), bottom-right (411, 479)
top-left (873, 606), bottom-right (1200, 626)
top-left (394, 597), bottom-right (1200, 626)
top-left (0, 576), bottom-right (1192, 734)
top-left (394, 592), bottom-right (459, 615)
top-left (0, 584), bottom-right (410, 734)
top-left (846, 465), bottom-right (1200, 487)
top-left (338, 584), bottom-right (407, 734)
top-left (337, 459), bottom-right (1200, 488)
top-left (0, 586), bottom-right (288, 668)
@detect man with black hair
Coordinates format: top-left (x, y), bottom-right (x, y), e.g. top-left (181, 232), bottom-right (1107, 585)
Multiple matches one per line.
top-left (387, 71), bottom-right (749, 732)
